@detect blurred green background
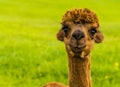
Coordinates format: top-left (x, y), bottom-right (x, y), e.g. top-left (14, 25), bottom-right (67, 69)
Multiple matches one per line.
top-left (0, 0), bottom-right (120, 87)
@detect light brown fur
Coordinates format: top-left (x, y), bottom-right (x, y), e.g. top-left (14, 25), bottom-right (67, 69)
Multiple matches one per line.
top-left (42, 82), bottom-right (68, 87)
top-left (42, 8), bottom-right (104, 87)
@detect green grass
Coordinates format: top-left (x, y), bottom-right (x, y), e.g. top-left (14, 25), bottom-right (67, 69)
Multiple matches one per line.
top-left (0, 0), bottom-right (120, 87)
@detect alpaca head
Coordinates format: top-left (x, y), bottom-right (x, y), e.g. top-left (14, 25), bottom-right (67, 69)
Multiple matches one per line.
top-left (57, 8), bottom-right (104, 58)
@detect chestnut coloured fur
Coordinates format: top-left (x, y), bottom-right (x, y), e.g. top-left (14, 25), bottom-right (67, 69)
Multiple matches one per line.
top-left (42, 8), bottom-right (104, 87)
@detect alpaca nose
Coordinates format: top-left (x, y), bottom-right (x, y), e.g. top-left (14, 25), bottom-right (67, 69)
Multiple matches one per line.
top-left (72, 30), bottom-right (85, 40)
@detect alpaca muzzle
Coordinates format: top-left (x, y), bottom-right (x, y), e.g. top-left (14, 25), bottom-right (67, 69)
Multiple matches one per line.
top-left (72, 30), bottom-right (85, 40)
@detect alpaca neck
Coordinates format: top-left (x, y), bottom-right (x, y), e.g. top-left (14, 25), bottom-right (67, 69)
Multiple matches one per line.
top-left (68, 55), bottom-right (91, 87)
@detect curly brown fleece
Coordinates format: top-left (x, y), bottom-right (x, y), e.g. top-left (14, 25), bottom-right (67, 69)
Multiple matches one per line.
top-left (62, 8), bottom-right (99, 26)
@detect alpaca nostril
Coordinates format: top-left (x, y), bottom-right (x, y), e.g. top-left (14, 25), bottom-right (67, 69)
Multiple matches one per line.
top-left (72, 30), bottom-right (85, 40)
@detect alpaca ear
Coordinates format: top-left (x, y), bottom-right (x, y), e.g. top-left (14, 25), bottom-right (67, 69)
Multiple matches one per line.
top-left (57, 29), bottom-right (65, 41)
top-left (94, 30), bottom-right (104, 43)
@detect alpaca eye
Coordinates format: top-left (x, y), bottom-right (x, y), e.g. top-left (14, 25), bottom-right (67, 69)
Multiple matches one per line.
top-left (62, 26), bottom-right (69, 33)
top-left (91, 28), bottom-right (97, 35)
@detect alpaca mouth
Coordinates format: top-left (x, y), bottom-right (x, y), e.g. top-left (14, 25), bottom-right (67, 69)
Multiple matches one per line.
top-left (69, 43), bottom-right (86, 53)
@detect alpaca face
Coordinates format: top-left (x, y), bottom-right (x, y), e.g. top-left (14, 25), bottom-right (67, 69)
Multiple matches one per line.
top-left (57, 8), bottom-right (104, 57)
top-left (62, 22), bottom-right (95, 53)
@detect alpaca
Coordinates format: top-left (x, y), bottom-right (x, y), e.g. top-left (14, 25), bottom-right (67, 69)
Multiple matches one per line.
top-left (42, 8), bottom-right (104, 87)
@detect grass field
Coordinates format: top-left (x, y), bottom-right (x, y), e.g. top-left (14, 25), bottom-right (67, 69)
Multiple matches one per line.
top-left (0, 0), bottom-right (120, 87)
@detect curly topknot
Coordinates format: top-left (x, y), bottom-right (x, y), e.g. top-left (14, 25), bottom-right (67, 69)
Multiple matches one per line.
top-left (62, 8), bottom-right (99, 25)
